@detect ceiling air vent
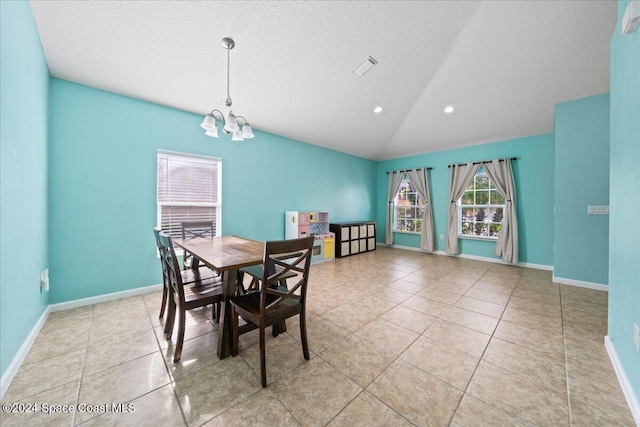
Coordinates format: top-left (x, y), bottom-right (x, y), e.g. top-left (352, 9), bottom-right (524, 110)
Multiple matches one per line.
top-left (353, 56), bottom-right (378, 77)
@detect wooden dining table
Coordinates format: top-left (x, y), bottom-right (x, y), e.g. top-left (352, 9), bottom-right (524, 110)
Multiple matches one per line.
top-left (173, 235), bottom-right (264, 359)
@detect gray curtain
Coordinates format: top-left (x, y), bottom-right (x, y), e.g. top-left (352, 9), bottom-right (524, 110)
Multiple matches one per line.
top-left (406, 169), bottom-right (435, 252)
top-left (446, 162), bottom-right (480, 254)
top-left (483, 158), bottom-right (518, 264)
top-left (385, 171), bottom-right (404, 245)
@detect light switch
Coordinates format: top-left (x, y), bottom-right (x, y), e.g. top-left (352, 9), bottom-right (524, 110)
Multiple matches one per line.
top-left (587, 205), bottom-right (610, 215)
top-left (40, 268), bottom-right (49, 291)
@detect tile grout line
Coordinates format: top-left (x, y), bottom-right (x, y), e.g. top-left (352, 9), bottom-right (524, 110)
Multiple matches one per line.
top-left (146, 294), bottom-right (191, 427)
top-left (320, 298), bottom-right (421, 426)
top-left (444, 270), bottom-right (531, 426)
top-left (229, 269), bottom-right (361, 426)
top-left (314, 264), bottom-right (453, 427)
top-left (1, 313), bottom-right (90, 407)
top-left (559, 287), bottom-right (573, 427)
top-left (75, 296), bottom-right (174, 425)
top-left (316, 327), bottom-right (423, 426)
top-left (319, 263), bottom-right (495, 426)
top-left (72, 303), bottom-right (95, 426)
top-left (322, 389), bottom-right (415, 427)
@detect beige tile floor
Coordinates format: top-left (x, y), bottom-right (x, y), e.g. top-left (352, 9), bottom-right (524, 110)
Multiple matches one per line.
top-left (1, 247), bottom-right (636, 426)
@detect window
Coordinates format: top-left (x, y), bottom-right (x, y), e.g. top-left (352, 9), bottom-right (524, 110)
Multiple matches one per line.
top-left (458, 171), bottom-right (505, 239)
top-left (394, 176), bottom-right (426, 233)
top-left (157, 150), bottom-right (221, 241)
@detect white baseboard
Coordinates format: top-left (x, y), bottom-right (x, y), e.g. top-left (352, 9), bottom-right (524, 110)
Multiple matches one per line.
top-left (49, 283), bottom-right (163, 312)
top-left (381, 242), bottom-right (606, 289)
top-left (1, 306), bottom-right (50, 399)
top-left (379, 243), bottom-right (553, 271)
top-left (605, 336), bottom-right (640, 426)
top-left (1, 283), bottom-right (162, 399)
top-left (551, 275), bottom-right (608, 292)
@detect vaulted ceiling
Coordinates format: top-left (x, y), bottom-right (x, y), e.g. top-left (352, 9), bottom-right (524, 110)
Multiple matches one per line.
top-left (30, 1), bottom-right (616, 160)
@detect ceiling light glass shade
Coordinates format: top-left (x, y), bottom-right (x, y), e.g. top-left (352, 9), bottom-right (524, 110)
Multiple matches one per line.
top-left (200, 113), bottom-right (216, 130)
top-left (241, 124), bottom-right (255, 139)
top-left (204, 124), bottom-right (219, 137)
top-left (223, 110), bottom-right (238, 133)
top-left (231, 128), bottom-right (244, 141)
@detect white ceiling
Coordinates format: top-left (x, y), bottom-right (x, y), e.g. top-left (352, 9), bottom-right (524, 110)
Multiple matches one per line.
top-left (29, 1), bottom-right (616, 160)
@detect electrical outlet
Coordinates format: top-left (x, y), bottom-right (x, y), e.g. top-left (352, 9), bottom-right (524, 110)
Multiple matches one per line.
top-left (634, 323), bottom-right (639, 351)
top-left (439, 234), bottom-right (444, 240)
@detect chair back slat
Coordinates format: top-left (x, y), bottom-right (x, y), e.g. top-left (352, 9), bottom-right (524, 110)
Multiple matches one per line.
top-left (153, 228), bottom-right (167, 280)
top-left (154, 228), bottom-right (175, 290)
top-left (158, 231), bottom-right (186, 307)
top-left (181, 221), bottom-right (215, 240)
top-left (260, 237), bottom-right (314, 314)
top-left (181, 221), bottom-right (215, 269)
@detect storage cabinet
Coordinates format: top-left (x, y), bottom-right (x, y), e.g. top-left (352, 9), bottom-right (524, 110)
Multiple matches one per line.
top-left (285, 211), bottom-right (334, 263)
top-left (330, 221), bottom-right (376, 258)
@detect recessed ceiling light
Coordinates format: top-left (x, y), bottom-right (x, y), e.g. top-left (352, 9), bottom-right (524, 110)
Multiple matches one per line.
top-left (374, 106), bottom-right (383, 114)
top-left (444, 105), bottom-right (454, 114)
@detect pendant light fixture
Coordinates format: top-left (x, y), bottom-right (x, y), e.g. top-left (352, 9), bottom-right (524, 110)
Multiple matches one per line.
top-left (200, 37), bottom-right (254, 141)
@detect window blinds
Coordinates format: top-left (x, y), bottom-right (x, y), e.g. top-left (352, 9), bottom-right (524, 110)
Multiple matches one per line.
top-left (157, 151), bottom-right (221, 238)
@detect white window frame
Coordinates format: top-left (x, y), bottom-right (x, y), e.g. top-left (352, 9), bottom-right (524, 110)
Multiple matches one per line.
top-left (156, 150), bottom-right (222, 254)
top-left (457, 171), bottom-right (505, 241)
top-left (393, 175), bottom-right (426, 234)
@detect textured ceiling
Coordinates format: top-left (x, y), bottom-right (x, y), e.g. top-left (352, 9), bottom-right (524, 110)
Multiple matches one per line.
top-left (29, 1), bottom-right (616, 160)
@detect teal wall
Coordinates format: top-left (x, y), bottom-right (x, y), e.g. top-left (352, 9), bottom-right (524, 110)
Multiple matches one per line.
top-left (3, 0), bottom-right (638, 404)
top-left (376, 134), bottom-right (555, 267)
top-left (554, 94), bottom-right (610, 285)
top-left (0, 2), bottom-right (50, 376)
top-left (608, 0), bottom-right (640, 402)
top-left (48, 79), bottom-right (376, 303)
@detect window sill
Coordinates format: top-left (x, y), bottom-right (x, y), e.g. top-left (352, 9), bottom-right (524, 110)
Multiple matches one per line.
top-left (393, 230), bottom-right (421, 235)
top-left (458, 235), bottom-right (498, 242)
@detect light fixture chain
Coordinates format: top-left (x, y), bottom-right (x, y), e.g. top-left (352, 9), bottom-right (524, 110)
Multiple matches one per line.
top-left (201, 37), bottom-right (253, 140)
top-left (225, 46), bottom-right (232, 107)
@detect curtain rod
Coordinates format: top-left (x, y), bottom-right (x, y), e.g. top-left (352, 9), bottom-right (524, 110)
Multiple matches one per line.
top-left (386, 167), bottom-right (433, 175)
top-left (447, 157), bottom-right (517, 168)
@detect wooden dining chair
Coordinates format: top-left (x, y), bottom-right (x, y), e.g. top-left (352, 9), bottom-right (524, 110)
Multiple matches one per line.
top-left (236, 259), bottom-right (300, 336)
top-left (157, 231), bottom-right (223, 362)
top-left (181, 221), bottom-right (215, 270)
top-left (229, 236), bottom-right (314, 387)
top-left (153, 228), bottom-right (218, 319)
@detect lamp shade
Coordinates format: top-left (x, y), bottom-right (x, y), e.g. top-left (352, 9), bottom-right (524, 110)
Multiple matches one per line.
top-left (223, 110), bottom-right (238, 133)
top-left (241, 124), bottom-right (255, 139)
top-left (231, 128), bottom-right (244, 141)
top-left (200, 113), bottom-right (216, 130)
top-left (204, 124), bottom-right (219, 138)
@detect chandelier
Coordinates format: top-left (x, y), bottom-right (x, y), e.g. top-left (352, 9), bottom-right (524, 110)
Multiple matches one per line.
top-left (200, 37), bottom-right (254, 141)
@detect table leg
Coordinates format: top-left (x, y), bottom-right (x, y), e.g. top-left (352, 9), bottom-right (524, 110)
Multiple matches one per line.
top-left (191, 257), bottom-right (200, 269)
top-left (272, 320), bottom-right (287, 337)
top-left (217, 269), bottom-right (237, 359)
